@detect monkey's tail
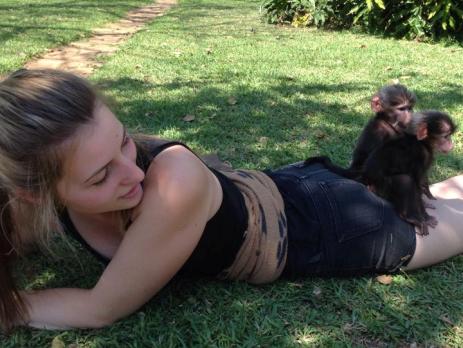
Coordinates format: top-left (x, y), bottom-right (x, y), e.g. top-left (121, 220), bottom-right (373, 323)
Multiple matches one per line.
top-left (304, 156), bottom-right (361, 180)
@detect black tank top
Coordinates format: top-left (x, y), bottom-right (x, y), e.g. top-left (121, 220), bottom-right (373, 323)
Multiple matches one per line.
top-left (60, 140), bottom-right (247, 276)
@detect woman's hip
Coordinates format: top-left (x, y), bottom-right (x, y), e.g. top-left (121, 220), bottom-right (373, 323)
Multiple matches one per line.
top-left (266, 161), bottom-right (416, 278)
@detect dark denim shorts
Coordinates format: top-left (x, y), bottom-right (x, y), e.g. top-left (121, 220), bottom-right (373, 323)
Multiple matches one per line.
top-left (266, 161), bottom-right (416, 278)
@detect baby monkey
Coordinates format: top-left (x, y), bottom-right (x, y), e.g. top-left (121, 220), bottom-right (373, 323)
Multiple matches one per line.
top-left (306, 84), bottom-right (417, 179)
top-left (362, 111), bottom-right (456, 235)
top-left (350, 84), bottom-right (416, 172)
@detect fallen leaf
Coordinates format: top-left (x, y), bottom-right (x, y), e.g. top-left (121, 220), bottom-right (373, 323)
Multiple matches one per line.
top-left (290, 282), bottom-right (303, 288)
top-left (259, 136), bottom-right (268, 144)
top-left (174, 50), bottom-right (182, 57)
top-left (400, 75), bottom-right (411, 80)
top-left (227, 96), bottom-right (237, 105)
top-left (315, 131), bottom-right (327, 139)
top-left (51, 337), bottom-right (65, 348)
top-left (144, 111), bottom-right (155, 117)
top-left (312, 286), bottom-right (322, 298)
top-left (376, 274), bottom-right (393, 285)
top-left (440, 314), bottom-right (454, 326)
top-left (67, 344), bottom-right (79, 348)
top-left (391, 78), bottom-right (400, 85)
top-left (183, 114), bottom-right (195, 122)
top-left (384, 66), bottom-right (393, 71)
top-left (409, 342), bottom-right (417, 348)
top-left (359, 44), bottom-right (367, 48)
top-left (205, 47), bottom-right (213, 54)
top-left (343, 323), bottom-right (353, 333)
top-left (135, 64), bottom-right (141, 69)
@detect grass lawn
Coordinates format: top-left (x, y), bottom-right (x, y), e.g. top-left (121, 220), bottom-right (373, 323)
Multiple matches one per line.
top-left (2, 0), bottom-right (463, 346)
top-left (0, 0), bottom-right (154, 75)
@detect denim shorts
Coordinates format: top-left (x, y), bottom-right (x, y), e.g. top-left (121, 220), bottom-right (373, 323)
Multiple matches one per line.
top-left (266, 161), bottom-right (416, 278)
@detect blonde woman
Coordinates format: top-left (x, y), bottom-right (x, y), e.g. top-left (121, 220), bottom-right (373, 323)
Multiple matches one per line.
top-left (0, 69), bottom-right (462, 331)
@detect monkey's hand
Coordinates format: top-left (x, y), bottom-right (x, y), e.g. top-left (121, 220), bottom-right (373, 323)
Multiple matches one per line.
top-left (417, 223), bottom-right (429, 236)
top-left (401, 215), bottom-right (429, 236)
top-left (424, 213), bottom-right (438, 229)
top-left (423, 200), bottom-right (436, 210)
top-left (422, 185), bottom-right (436, 200)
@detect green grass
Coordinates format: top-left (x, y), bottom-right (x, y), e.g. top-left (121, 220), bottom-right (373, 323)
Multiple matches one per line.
top-left (2, 0), bottom-right (463, 346)
top-left (0, 0), bottom-right (153, 75)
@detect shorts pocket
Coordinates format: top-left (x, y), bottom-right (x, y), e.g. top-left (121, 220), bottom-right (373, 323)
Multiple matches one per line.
top-left (320, 180), bottom-right (384, 242)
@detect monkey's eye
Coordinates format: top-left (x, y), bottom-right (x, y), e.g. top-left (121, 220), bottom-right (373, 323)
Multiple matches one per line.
top-left (398, 106), bottom-right (412, 112)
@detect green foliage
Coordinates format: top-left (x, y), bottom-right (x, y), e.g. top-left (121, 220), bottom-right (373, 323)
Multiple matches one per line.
top-left (261, 0), bottom-right (463, 40)
top-left (261, 0), bottom-right (333, 28)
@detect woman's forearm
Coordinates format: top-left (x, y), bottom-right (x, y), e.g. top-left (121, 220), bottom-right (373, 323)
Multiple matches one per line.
top-left (21, 288), bottom-right (110, 330)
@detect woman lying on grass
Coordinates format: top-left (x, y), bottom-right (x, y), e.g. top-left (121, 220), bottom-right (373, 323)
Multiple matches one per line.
top-left (0, 69), bottom-right (462, 331)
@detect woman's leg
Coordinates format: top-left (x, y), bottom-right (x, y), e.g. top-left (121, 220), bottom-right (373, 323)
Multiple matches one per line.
top-left (404, 175), bottom-right (463, 270)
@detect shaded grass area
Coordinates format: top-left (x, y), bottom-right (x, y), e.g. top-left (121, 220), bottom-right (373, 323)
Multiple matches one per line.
top-left (0, 0), bottom-right (154, 75)
top-left (2, 0), bottom-right (463, 346)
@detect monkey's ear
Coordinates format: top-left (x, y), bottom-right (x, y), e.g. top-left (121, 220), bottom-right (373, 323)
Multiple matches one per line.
top-left (370, 95), bottom-right (382, 112)
top-left (416, 123), bottom-right (428, 140)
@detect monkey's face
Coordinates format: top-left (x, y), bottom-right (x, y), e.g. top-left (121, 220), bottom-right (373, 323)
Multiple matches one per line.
top-left (433, 132), bottom-right (454, 154)
top-left (388, 102), bottom-right (413, 129)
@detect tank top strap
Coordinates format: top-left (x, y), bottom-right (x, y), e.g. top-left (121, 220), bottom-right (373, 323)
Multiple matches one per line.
top-left (135, 137), bottom-right (188, 171)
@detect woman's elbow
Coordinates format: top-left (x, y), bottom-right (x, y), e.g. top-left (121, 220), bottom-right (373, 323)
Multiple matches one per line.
top-left (86, 310), bottom-right (119, 329)
top-left (86, 293), bottom-right (122, 329)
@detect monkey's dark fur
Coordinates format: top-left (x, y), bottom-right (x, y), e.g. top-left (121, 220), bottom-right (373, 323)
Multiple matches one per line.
top-left (306, 84), bottom-right (416, 180)
top-left (362, 111), bottom-right (456, 235)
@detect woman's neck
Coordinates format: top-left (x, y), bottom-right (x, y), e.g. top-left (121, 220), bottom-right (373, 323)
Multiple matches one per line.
top-left (67, 209), bottom-right (126, 235)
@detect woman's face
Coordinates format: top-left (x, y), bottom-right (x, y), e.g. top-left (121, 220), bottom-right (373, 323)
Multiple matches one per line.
top-left (57, 103), bottom-right (145, 215)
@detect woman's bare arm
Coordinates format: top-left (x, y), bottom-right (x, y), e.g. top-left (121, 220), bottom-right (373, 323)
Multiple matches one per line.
top-left (22, 146), bottom-right (222, 329)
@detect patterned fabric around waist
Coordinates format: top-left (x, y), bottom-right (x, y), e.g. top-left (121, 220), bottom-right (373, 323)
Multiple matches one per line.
top-left (217, 168), bottom-right (288, 284)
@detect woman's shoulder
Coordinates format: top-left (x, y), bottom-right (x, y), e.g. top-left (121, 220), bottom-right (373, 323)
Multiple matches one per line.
top-left (133, 144), bottom-right (222, 221)
top-left (146, 144), bottom-right (207, 186)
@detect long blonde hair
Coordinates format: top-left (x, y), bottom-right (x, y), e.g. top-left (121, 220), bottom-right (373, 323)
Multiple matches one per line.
top-left (0, 69), bottom-right (98, 331)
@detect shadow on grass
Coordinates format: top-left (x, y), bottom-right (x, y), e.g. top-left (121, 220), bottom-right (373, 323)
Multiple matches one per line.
top-left (3, 75), bottom-right (461, 346)
top-left (97, 76), bottom-right (462, 171)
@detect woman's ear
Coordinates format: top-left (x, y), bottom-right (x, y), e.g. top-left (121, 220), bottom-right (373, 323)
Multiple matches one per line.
top-left (14, 189), bottom-right (40, 204)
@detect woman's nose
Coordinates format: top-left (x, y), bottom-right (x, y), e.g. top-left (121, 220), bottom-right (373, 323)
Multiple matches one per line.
top-left (120, 158), bottom-right (145, 185)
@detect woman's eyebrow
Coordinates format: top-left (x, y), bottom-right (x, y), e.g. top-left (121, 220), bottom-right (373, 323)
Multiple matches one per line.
top-left (84, 125), bottom-right (126, 183)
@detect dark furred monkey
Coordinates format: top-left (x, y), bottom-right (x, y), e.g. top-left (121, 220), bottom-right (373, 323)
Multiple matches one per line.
top-left (362, 111), bottom-right (456, 235)
top-left (350, 84), bottom-right (416, 172)
top-left (305, 84), bottom-right (417, 179)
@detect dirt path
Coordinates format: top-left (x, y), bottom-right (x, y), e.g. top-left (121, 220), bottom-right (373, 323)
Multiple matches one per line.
top-left (25, 0), bottom-right (177, 76)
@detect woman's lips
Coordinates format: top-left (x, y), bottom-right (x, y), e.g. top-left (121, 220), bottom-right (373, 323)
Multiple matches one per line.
top-left (121, 183), bottom-right (141, 199)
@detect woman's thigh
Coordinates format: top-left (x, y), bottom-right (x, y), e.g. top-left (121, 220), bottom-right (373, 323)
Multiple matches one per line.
top-left (268, 162), bottom-right (416, 278)
top-left (404, 175), bottom-right (463, 270)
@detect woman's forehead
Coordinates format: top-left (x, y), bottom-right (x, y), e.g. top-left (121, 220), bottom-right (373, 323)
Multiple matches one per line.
top-left (62, 105), bottom-right (123, 183)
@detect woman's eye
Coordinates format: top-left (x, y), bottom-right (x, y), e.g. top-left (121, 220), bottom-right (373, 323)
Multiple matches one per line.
top-left (93, 170), bottom-right (108, 186)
